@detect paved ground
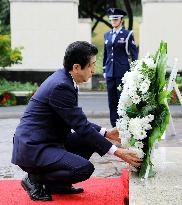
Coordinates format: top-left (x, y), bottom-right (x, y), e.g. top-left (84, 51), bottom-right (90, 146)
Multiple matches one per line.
top-left (0, 117), bottom-right (182, 180)
top-left (0, 92), bottom-right (182, 118)
top-left (130, 147), bottom-right (182, 205)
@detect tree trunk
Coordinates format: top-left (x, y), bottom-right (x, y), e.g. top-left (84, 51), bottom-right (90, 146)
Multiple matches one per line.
top-left (92, 13), bottom-right (106, 32)
top-left (123, 0), bottom-right (133, 30)
top-left (91, 13), bottom-right (112, 32)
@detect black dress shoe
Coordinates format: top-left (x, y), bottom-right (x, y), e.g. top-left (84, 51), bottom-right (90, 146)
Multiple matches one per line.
top-left (21, 175), bottom-right (52, 201)
top-left (48, 185), bottom-right (84, 194)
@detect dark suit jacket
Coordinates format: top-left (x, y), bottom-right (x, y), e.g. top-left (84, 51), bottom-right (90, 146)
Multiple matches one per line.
top-left (103, 27), bottom-right (138, 78)
top-left (11, 68), bottom-right (112, 167)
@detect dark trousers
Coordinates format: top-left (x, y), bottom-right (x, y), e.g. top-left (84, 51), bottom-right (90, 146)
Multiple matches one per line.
top-left (20, 132), bottom-right (95, 186)
top-left (106, 77), bottom-right (122, 127)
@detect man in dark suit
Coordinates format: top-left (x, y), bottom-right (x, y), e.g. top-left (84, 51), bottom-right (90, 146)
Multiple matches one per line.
top-left (12, 41), bottom-right (141, 201)
top-left (103, 8), bottom-right (138, 127)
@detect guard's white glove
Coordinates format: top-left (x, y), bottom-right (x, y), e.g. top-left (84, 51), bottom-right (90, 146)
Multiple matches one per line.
top-left (103, 73), bottom-right (106, 79)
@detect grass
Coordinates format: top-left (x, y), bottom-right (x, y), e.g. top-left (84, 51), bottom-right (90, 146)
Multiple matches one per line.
top-left (92, 17), bottom-right (141, 73)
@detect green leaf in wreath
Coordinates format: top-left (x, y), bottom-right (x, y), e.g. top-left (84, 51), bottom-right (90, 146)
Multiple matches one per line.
top-left (129, 137), bottom-right (137, 146)
top-left (126, 104), bottom-right (138, 118)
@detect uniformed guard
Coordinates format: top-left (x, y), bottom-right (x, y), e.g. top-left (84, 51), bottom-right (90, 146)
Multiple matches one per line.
top-left (103, 8), bottom-right (138, 127)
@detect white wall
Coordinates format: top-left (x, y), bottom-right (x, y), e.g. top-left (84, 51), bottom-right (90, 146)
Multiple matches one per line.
top-left (10, 0), bottom-right (91, 71)
top-left (140, 0), bottom-right (182, 71)
top-left (78, 18), bottom-right (91, 42)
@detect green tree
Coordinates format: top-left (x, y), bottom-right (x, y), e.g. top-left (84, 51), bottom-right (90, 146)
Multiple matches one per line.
top-left (0, 35), bottom-right (22, 68)
top-left (79, 0), bottom-right (141, 32)
top-left (0, 1), bottom-right (22, 68)
top-left (0, 0), bottom-right (10, 34)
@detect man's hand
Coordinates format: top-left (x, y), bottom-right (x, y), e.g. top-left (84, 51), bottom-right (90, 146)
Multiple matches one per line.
top-left (106, 127), bottom-right (121, 143)
top-left (114, 148), bottom-right (142, 167)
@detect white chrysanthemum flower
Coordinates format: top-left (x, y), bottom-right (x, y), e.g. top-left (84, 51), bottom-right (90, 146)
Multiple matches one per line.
top-left (120, 118), bottom-right (128, 129)
top-left (146, 114), bottom-right (154, 121)
top-left (133, 131), bottom-right (146, 140)
top-left (135, 141), bottom-right (144, 149)
top-left (122, 71), bottom-right (130, 84)
top-left (117, 108), bottom-right (127, 117)
top-left (122, 129), bottom-right (132, 139)
top-left (131, 94), bottom-right (141, 104)
top-left (131, 59), bottom-right (142, 71)
top-left (136, 73), bottom-right (145, 84)
top-left (127, 116), bottom-right (154, 140)
top-left (128, 87), bottom-right (137, 97)
top-left (119, 93), bottom-right (130, 104)
top-left (116, 118), bottom-right (128, 131)
top-left (139, 130), bottom-right (147, 140)
top-left (121, 137), bottom-right (130, 148)
top-left (139, 85), bottom-right (149, 94)
top-left (128, 118), bottom-right (141, 134)
top-left (142, 123), bottom-right (152, 130)
top-left (118, 94), bottom-right (133, 116)
top-left (143, 57), bottom-right (155, 69)
top-left (139, 78), bottom-right (151, 94)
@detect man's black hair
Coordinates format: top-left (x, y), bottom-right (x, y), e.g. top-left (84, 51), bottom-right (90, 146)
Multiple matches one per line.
top-left (63, 41), bottom-right (98, 71)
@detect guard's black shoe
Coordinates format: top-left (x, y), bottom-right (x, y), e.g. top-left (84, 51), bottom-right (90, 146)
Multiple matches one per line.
top-left (21, 175), bottom-right (52, 201)
top-left (48, 185), bottom-right (84, 194)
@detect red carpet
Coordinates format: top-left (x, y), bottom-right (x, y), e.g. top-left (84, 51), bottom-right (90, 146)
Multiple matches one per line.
top-left (0, 169), bottom-right (128, 205)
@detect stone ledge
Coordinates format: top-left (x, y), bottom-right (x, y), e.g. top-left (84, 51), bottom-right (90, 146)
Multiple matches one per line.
top-left (11, 91), bottom-right (33, 96)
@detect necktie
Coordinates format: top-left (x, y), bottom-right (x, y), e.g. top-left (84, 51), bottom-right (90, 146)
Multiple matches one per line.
top-left (112, 31), bottom-right (116, 43)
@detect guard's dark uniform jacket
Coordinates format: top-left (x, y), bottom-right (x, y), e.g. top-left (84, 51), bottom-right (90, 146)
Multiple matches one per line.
top-left (11, 68), bottom-right (112, 167)
top-left (103, 27), bottom-right (138, 77)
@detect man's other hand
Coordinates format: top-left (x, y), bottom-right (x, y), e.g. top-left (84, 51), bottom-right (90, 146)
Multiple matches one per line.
top-left (114, 148), bottom-right (142, 167)
top-left (106, 127), bottom-right (121, 143)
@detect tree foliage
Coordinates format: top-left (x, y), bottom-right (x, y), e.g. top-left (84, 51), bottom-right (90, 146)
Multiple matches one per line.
top-left (0, 1), bottom-right (22, 68)
top-left (0, 0), bottom-right (10, 34)
top-left (79, 0), bottom-right (142, 32)
top-left (0, 35), bottom-right (22, 68)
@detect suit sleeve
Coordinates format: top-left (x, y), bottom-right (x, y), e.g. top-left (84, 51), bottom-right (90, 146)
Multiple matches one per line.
top-left (88, 121), bottom-right (102, 132)
top-left (128, 32), bottom-right (138, 61)
top-left (103, 33), bottom-right (107, 73)
top-left (49, 84), bottom-right (112, 156)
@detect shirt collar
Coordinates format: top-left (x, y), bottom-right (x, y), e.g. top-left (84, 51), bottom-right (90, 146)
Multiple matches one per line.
top-left (113, 26), bottom-right (122, 34)
top-left (69, 72), bottom-right (78, 89)
top-left (72, 78), bottom-right (77, 89)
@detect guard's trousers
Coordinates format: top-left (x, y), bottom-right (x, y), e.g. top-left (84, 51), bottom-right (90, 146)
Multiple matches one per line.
top-left (106, 77), bottom-right (122, 127)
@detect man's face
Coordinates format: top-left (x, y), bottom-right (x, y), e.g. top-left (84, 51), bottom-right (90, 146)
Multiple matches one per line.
top-left (78, 56), bottom-right (96, 83)
top-left (111, 18), bottom-right (122, 28)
